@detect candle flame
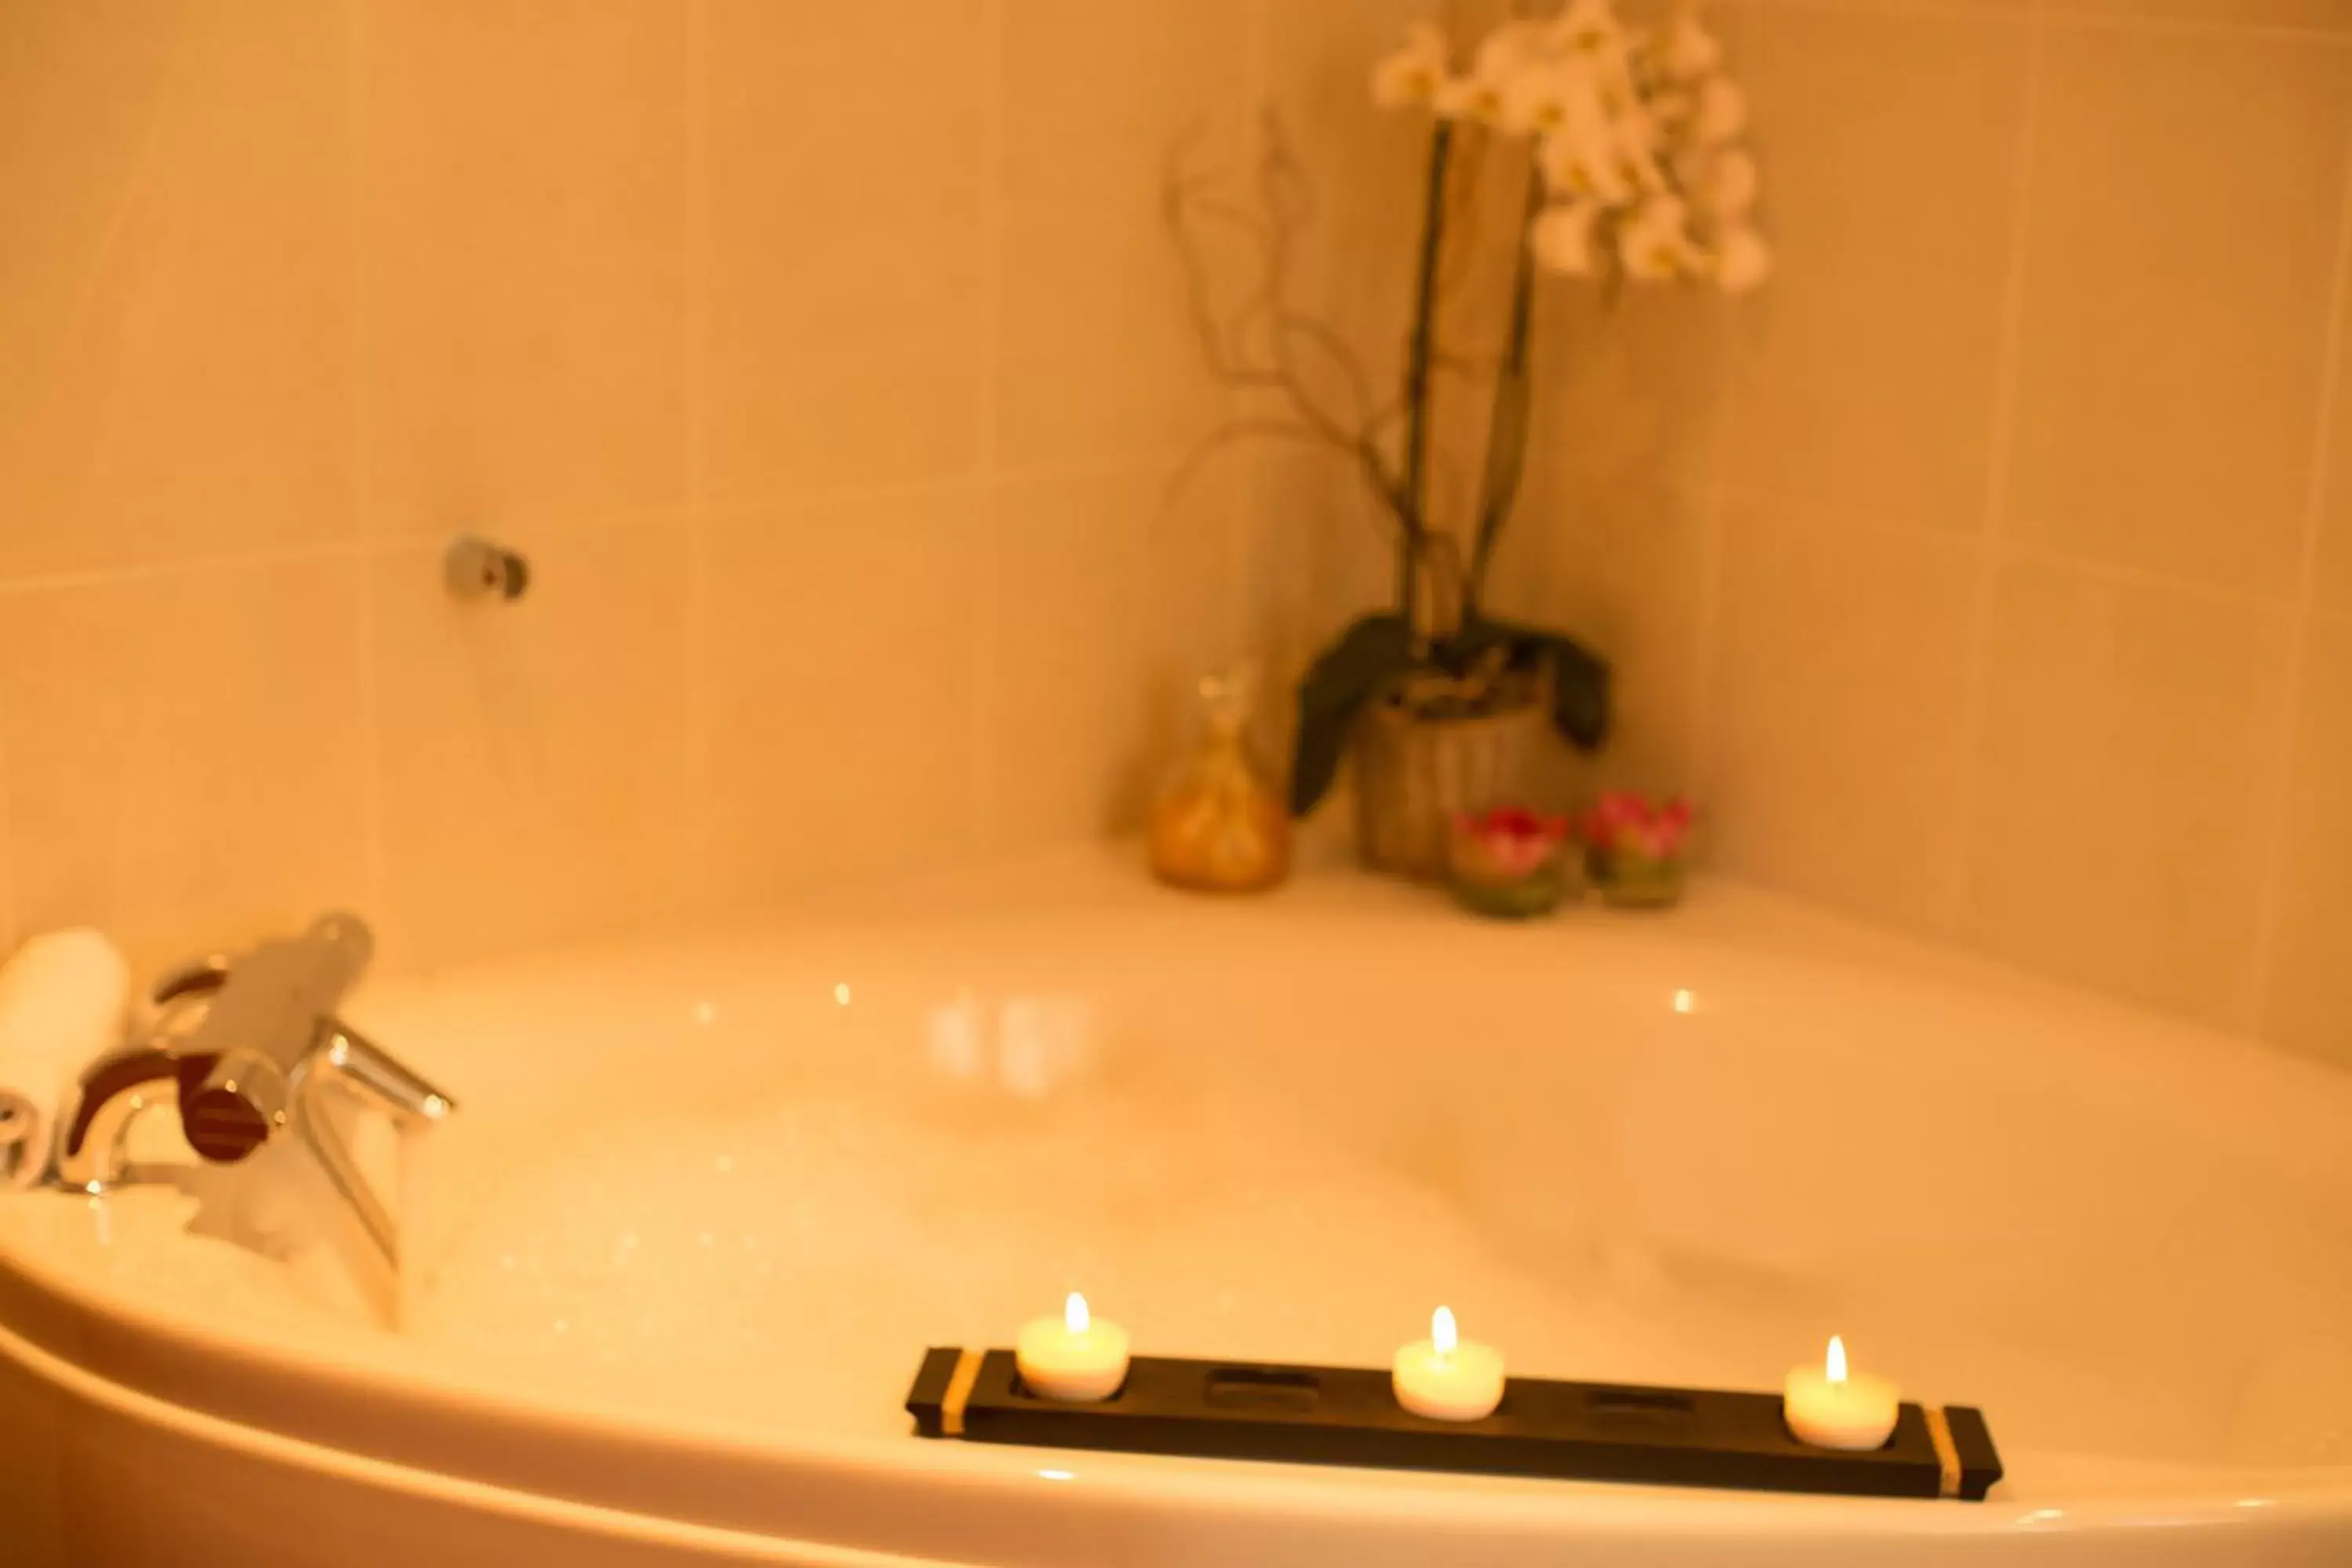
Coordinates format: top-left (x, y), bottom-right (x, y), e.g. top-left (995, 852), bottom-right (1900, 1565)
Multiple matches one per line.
top-left (1065, 1292), bottom-right (1090, 1335)
top-left (1432, 1305), bottom-right (1457, 1356)
top-left (1826, 1335), bottom-right (1848, 1385)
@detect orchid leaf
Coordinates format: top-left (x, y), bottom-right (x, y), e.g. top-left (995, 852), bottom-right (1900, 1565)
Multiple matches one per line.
top-left (1290, 613), bottom-right (1413, 816)
top-left (1450, 616), bottom-right (1611, 752)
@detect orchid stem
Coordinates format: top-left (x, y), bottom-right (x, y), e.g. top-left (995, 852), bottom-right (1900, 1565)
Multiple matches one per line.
top-left (1400, 122), bottom-right (1455, 632)
top-left (1466, 162), bottom-right (1545, 620)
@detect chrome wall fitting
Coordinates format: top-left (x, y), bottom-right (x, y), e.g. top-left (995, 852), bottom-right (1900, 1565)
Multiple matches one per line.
top-left (444, 534), bottom-right (531, 601)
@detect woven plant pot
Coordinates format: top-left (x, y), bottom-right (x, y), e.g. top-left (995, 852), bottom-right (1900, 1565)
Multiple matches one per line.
top-left (1352, 691), bottom-right (1549, 880)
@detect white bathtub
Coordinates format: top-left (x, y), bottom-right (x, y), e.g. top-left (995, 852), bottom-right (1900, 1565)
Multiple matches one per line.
top-left (3, 846), bottom-right (2349, 1566)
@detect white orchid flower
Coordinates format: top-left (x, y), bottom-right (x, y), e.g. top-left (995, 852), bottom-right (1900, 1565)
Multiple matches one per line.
top-left (1539, 120), bottom-right (1635, 207)
top-left (1433, 74), bottom-right (1489, 122)
top-left (1690, 147), bottom-right (1759, 219)
top-left (1711, 226), bottom-right (1773, 292)
top-left (1447, 20), bottom-right (1545, 129)
top-left (1475, 20), bottom-right (1548, 85)
top-left (1618, 194), bottom-right (1700, 280)
top-left (1497, 60), bottom-right (1563, 136)
top-left (1371, 23), bottom-right (1451, 110)
top-left (1653, 11), bottom-right (1723, 82)
top-left (1551, 0), bottom-right (1625, 54)
top-left (1690, 76), bottom-right (1748, 144)
top-left (1530, 201), bottom-right (1603, 276)
top-left (1615, 134), bottom-right (1671, 200)
top-left (1500, 56), bottom-right (1601, 138)
top-left (1586, 24), bottom-right (1642, 114)
top-left (1647, 85), bottom-right (1694, 128)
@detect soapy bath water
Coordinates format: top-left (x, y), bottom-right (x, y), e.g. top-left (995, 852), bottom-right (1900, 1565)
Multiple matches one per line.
top-left (379, 954), bottom-right (2352, 1470)
top-left (404, 1020), bottom-right (1744, 1439)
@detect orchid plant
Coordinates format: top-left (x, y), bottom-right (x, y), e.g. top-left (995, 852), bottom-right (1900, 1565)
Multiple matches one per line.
top-left (1169, 1), bottom-right (1766, 821)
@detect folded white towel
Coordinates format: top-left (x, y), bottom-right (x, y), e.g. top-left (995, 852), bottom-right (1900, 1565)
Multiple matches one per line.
top-left (0, 929), bottom-right (132, 1189)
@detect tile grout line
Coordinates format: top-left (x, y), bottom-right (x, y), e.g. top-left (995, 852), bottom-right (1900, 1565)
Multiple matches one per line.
top-left (1989, 537), bottom-right (2271, 610)
top-left (1679, 329), bottom-right (1748, 806)
top-left (0, 450), bottom-right (1203, 603)
top-left (969, 0), bottom-right (1011, 857)
top-left (1236, 0), bottom-right (1276, 670)
top-left (682, 0), bottom-right (716, 916)
top-left (1680, 0), bottom-right (1758, 813)
top-left (1942, 13), bottom-right (2044, 945)
top-left (1682, 485), bottom-right (1732, 815)
top-left (0, 539), bottom-right (379, 600)
top-left (1706, 477), bottom-right (2307, 615)
top-left (1765, 0), bottom-right (2347, 47)
top-left (347, 0), bottom-right (387, 929)
top-left (2245, 84), bottom-right (2352, 1043)
top-left (0, 668), bottom-right (15, 947)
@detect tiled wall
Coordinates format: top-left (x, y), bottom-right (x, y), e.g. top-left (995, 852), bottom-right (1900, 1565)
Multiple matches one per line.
top-left (9, 0), bottom-right (2350, 1073)
top-left (1460, 0), bottom-right (2352, 1065)
top-left (0, 0), bottom-right (1268, 974)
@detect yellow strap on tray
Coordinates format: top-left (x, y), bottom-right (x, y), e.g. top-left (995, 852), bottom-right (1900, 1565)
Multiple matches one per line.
top-left (1924, 1406), bottom-right (1962, 1499)
top-left (942, 1348), bottom-right (985, 1438)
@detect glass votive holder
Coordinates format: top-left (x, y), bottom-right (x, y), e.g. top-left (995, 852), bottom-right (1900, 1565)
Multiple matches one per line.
top-left (1447, 808), bottom-right (1576, 919)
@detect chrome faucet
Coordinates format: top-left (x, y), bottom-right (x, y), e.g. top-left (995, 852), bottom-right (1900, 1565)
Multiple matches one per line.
top-left (56, 914), bottom-right (455, 1281)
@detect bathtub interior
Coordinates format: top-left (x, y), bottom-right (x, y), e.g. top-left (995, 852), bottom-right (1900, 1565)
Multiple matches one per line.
top-left (5, 851), bottom-right (2350, 1507)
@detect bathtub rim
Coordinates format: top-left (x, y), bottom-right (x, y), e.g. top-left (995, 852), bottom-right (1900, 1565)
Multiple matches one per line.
top-left (2, 1210), bottom-right (2349, 1563)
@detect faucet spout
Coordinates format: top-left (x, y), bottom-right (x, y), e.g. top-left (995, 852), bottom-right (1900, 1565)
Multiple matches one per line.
top-left (294, 1021), bottom-right (456, 1276)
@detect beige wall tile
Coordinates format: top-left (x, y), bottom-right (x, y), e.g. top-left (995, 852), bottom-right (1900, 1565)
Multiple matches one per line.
top-left (0, 1), bottom-right (354, 578)
top-left (360, 0), bottom-right (688, 536)
top-left (0, 558), bottom-right (371, 975)
top-left (2006, 27), bottom-right (2349, 597)
top-left (1962, 560), bottom-right (2292, 1029)
top-left (1244, 447), bottom-right (1402, 696)
top-left (704, 0), bottom-right (988, 510)
top-left (1721, 5), bottom-right (2029, 534)
top-left (985, 465), bottom-right (1246, 847)
top-left (372, 528), bottom-right (691, 969)
top-left (2264, 612), bottom-right (2352, 1066)
top-left (1523, 2), bottom-right (1748, 492)
top-left (699, 489), bottom-right (986, 908)
top-left (1532, 279), bottom-right (1730, 492)
top-left (1705, 505), bottom-right (1980, 933)
top-left (1262, 0), bottom-right (1437, 423)
top-left (997, 0), bottom-right (1254, 467)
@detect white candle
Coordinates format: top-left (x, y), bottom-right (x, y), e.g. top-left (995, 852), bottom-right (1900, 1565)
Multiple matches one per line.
top-left (1015, 1292), bottom-right (1131, 1403)
top-left (1392, 1306), bottom-right (1506, 1421)
top-left (1784, 1335), bottom-right (1900, 1450)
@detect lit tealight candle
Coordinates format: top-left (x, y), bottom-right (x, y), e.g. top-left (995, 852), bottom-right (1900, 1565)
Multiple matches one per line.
top-left (1392, 1306), bottom-right (1506, 1421)
top-left (1015, 1292), bottom-right (1131, 1403)
top-left (1784, 1335), bottom-right (1900, 1450)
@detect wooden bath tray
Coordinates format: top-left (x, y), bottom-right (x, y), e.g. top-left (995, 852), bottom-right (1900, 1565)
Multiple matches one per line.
top-left (906, 1348), bottom-right (2003, 1502)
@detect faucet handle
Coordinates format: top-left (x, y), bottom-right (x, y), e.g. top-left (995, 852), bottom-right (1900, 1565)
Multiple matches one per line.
top-left (179, 1047), bottom-right (281, 1163)
top-left (151, 955), bottom-right (232, 1009)
top-left (56, 1047), bottom-right (248, 1191)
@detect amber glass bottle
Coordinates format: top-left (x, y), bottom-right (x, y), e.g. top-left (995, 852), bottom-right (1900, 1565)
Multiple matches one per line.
top-left (1148, 667), bottom-right (1290, 894)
